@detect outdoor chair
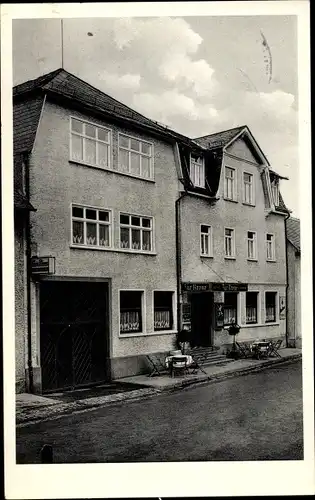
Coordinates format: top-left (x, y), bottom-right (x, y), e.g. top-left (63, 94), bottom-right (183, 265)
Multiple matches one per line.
top-left (184, 347), bottom-right (209, 377)
top-left (235, 342), bottom-right (252, 359)
top-left (147, 354), bottom-right (168, 377)
top-left (170, 356), bottom-right (189, 378)
top-left (268, 339), bottom-right (282, 358)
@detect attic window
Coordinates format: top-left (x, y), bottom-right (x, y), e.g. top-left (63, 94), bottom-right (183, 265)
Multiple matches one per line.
top-left (190, 154), bottom-right (205, 188)
top-left (271, 179), bottom-right (279, 206)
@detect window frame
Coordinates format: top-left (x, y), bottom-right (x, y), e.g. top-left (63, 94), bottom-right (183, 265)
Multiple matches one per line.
top-left (200, 224), bottom-right (213, 257)
top-left (153, 290), bottom-right (175, 332)
top-left (71, 203), bottom-right (113, 249)
top-left (266, 233), bottom-right (276, 261)
top-left (224, 227), bottom-right (236, 259)
top-left (118, 132), bottom-right (154, 181)
top-left (69, 116), bottom-right (112, 170)
top-left (223, 292), bottom-right (238, 326)
top-left (245, 291), bottom-right (259, 324)
top-left (224, 165), bottom-right (237, 202)
top-left (242, 170), bottom-right (255, 206)
top-left (119, 211), bottom-right (155, 253)
top-left (119, 289), bottom-right (146, 336)
top-left (265, 291), bottom-right (278, 323)
top-left (247, 230), bottom-right (258, 261)
top-left (190, 153), bottom-right (205, 188)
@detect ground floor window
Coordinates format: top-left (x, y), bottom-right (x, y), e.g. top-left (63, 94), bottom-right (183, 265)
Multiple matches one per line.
top-left (154, 291), bottom-right (174, 331)
top-left (224, 292), bottom-right (238, 325)
top-left (120, 291), bottom-right (143, 334)
top-left (265, 291), bottom-right (277, 322)
top-left (246, 292), bottom-right (258, 324)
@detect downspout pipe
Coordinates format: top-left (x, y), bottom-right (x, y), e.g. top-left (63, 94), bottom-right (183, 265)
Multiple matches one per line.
top-left (24, 153), bottom-right (33, 392)
top-left (284, 211), bottom-right (291, 348)
top-left (175, 190), bottom-right (188, 348)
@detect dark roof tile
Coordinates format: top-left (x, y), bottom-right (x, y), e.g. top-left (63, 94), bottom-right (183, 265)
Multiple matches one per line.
top-left (286, 217), bottom-right (300, 251)
top-left (194, 126), bottom-right (246, 150)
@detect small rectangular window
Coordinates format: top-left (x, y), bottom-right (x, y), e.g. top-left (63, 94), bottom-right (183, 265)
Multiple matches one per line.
top-left (246, 292), bottom-right (258, 324)
top-left (224, 166), bottom-right (237, 201)
top-left (224, 292), bottom-right (238, 325)
top-left (70, 118), bottom-right (111, 169)
top-left (265, 292), bottom-right (277, 322)
top-left (118, 134), bottom-right (153, 179)
top-left (154, 291), bottom-right (174, 331)
top-left (120, 291), bottom-right (143, 334)
top-left (200, 225), bottom-right (213, 257)
top-left (224, 228), bottom-right (235, 257)
top-left (119, 213), bottom-right (153, 252)
top-left (190, 154), bottom-right (205, 188)
top-left (72, 205), bottom-right (111, 248)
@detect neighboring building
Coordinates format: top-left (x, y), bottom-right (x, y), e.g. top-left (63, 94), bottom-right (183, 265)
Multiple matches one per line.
top-left (13, 69), bottom-right (290, 393)
top-left (286, 217), bottom-right (301, 348)
top-left (176, 126), bottom-right (289, 351)
top-left (13, 68), bottom-right (200, 393)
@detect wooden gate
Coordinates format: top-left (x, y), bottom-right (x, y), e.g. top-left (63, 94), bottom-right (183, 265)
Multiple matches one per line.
top-left (40, 281), bottom-right (109, 392)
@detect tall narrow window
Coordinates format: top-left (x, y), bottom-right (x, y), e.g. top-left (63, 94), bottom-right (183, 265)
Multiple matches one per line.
top-left (72, 205), bottom-right (111, 247)
top-left (70, 118), bottom-right (111, 168)
top-left (224, 228), bottom-right (235, 258)
top-left (266, 233), bottom-right (275, 260)
top-left (120, 213), bottom-right (153, 252)
top-left (118, 134), bottom-right (153, 179)
top-left (200, 225), bottom-right (213, 256)
top-left (154, 292), bottom-right (174, 331)
top-left (246, 292), bottom-right (258, 324)
top-left (190, 154), bottom-right (205, 188)
top-left (224, 292), bottom-right (238, 325)
top-left (271, 180), bottom-right (279, 206)
top-left (243, 172), bottom-right (254, 205)
top-left (247, 231), bottom-right (257, 260)
top-left (224, 166), bottom-right (236, 201)
top-left (120, 291), bottom-right (143, 334)
top-left (265, 292), bottom-right (277, 322)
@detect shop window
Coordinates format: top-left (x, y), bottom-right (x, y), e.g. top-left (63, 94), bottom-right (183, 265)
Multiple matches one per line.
top-left (246, 292), bottom-right (258, 324)
top-left (120, 291), bottom-right (143, 334)
top-left (265, 291), bottom-right (277, 322)
top-left (154, 291), bottom-right (174, 331)
top-left (224, 292), bottom-right (238, 325)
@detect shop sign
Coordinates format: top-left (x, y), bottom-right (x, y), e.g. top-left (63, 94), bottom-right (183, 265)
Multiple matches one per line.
top-left (182, 282), bottom-right (248, 292)
top-left (31, 256), bottom-right (55, 275)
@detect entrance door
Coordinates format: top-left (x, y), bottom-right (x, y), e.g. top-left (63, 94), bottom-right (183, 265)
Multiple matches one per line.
top-left (40, 281), bottom-right (109, 393)
top-left (190, 292), bottom-right (213, 347)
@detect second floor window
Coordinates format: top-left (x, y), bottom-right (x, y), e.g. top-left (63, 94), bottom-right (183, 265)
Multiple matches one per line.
top-left (224, 166), bottom-right (236, 201)
top-left (72, 205), bottom-right (111, 247)
top-left (243, 172), bottom-right (254, 205)
top-left (224, 228), bottom-right (235, 258)
top-left (200, 225), bottom-right (213, 257)
top-left (118, 134), bottom-right (153, 179)
top-left (70, 118), bottom-right (111, 168)
top-left (247, 231), bottom-right (257, 260)
top-left (120, 213), bottom-right (153, 251)
top-left (190, 154), bottom-right (205, 188)
top-left (266, 233), bottom-right (275, 260)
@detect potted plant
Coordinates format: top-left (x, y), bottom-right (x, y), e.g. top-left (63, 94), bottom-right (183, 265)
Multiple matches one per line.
top-left (227, 322), bottom-right (240, 359)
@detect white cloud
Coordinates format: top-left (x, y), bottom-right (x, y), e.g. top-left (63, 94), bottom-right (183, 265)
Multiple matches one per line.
top-left (98, 70), bottom-right (141, 90)
top-left (160, 55), bottom-right (215, 96)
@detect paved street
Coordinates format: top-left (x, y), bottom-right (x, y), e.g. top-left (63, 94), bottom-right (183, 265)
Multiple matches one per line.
top-left (16, 361), bottom-right (303, 463)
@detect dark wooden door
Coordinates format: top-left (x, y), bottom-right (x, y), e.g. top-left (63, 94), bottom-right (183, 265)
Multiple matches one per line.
top-left (40, 281), bottom-right (109, 392)
top-left (191, 292), bottom-right (213, 347)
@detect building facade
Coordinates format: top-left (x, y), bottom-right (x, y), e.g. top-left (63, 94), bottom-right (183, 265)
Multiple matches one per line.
top-left (176, 127), bottom-right (289, 351)
top-left (286, 217), bottom-right (301, 348)
top-left (14, 70), bottom-right (290, 393)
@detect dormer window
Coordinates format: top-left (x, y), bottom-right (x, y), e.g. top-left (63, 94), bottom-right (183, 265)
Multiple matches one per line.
top-left (271, 180), bottom-right (279, 206)
top-left (190, 154), bottom-right (205, 188)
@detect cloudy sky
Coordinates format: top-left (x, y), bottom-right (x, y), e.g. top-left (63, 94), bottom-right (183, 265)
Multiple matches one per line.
top-left (13, 15), bottom-right (299, 215)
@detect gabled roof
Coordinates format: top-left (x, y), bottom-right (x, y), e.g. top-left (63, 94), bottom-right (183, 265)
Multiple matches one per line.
top-left (13, 68), bottom-right (196, 148)
top-left (194, 126), bottom-right (246, 150)
top-left (286, 217), bottom-right (300, 251)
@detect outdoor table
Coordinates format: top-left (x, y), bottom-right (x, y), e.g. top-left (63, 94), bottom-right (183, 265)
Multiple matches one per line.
top-left (251, 340), bottom-right (271, 358)
top-left (165, 354), bottom-right (193, 369)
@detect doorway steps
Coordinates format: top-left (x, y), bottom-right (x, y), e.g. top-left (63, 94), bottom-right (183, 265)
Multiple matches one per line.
top-left (185, 346), bottom-right (233, 368)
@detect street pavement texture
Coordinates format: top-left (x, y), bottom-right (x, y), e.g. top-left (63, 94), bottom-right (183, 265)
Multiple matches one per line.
top-left (16, 361), bottom-right (303, 463)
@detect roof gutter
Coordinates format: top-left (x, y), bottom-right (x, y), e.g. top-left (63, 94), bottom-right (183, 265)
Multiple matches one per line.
top-left (284, 211), bottom-right (291, 348)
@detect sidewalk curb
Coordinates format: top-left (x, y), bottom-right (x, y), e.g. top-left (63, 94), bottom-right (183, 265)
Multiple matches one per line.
top-left (16, 354), bottom-right (301, 427)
